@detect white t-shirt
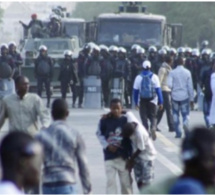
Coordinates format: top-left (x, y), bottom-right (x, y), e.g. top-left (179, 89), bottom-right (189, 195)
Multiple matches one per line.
top-left (0, 181), bottom-right (24, 194)
top-left (133, 73), bottom-right (161, 105)
top-left (126, 112), bottom-right (157, 161)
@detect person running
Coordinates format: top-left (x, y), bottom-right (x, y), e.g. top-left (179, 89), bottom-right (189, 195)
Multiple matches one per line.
top-left (37, 98), bottom-right (92, 194)
top-left (167, 56), bottom-right (194, 138)
top-left (0, 76), bottom-right (50, 134)
top-left (0, 131), bottom-right (43, 194)
top-left (133, 60), bottom-right (163, 141)
top-left (96, 98), bottom-right (132, 194)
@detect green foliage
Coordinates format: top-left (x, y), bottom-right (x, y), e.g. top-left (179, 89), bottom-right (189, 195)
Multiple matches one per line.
top-left (72, 2), bottom-right (215, 48)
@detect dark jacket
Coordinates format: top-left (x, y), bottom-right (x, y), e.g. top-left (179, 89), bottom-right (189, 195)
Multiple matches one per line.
top-left (34, 55), bottom-right (53, 79)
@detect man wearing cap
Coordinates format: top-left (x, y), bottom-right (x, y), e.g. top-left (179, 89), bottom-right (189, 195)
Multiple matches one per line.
top-left (19, 14), bottom-right (44, 38)
top-left (133, 60), bottom-right (163, 141)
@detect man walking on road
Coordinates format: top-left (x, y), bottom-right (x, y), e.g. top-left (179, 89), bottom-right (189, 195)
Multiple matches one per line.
top-left (133, 60), bottom-right (163, 141)
top-left (157, 55), bottom-right (175, 132)
top-left (37, 99), bottom-right (92, 194)
top-left (168, 56), bottom-right (194, 138)
top-left (0, 75), bottom-right (50, 134)
top-left (96, 98), bottom-right (132, 194)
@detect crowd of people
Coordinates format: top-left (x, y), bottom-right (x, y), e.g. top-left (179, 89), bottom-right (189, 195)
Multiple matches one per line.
top-left (0, 35), bottom-right (215, 193)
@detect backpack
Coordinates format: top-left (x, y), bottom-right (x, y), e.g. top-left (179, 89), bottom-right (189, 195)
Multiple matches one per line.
top-left (140, 73), bottom-right (156, 101)
top-left (36, 60), bottom-right (50, 77)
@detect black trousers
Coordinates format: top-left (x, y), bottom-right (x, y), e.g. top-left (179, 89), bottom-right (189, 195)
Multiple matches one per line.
top-left (78, 78), bottom-right (84, 106)
top-left (101, 79), bottom-right (110, 107)
top-left (37, 77), bottom-right (51, 104)
top-left (139, 100), bottom-right (157, 132)
top-left (60, 80), bottom-right (69, 99)
top-left (157, 91), bottom-right (175, 131)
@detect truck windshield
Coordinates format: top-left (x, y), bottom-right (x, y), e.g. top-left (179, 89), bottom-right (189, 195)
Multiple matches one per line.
top-left (97, 20), bottom-right (162, 46)
top-left (35, 40), bottom-right (71, 52)
top-left (64, 23), bottom-right (84, 47)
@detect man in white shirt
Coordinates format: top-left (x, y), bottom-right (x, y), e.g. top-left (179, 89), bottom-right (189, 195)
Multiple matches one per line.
top-left (133, 60), bottom-right (163, 141)
top-left (0, 75), bottom-right (50, 135)
top-left (168, 57), bottom-right (194, 138)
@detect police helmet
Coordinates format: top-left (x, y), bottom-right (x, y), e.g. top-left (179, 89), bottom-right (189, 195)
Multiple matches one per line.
top-left (131, 44), bottom-right (141, 51)
top-left (118, 47), bottom-right (126, 53)
top-left (99, 45), bottom-right (109, 52)
top-left (50, 14), bottom-right (58, 20)
top-left (109, 45), bottom-right (119, 52)
top-left (87, 42), bottom-right (96, 50)
top-left (177, 47), bottom-right (185, 53)
top-left (185, 47), bottom-right (192, 53)
top-left (162, 45), bottom-right (170, 52)
top-left (1, 43), bottom-right (8, 50)
top-left (137, 47), bottom-right (145, 54)
top-left (192, 49), bottom-right (200, 57)
top-left (64, 50), bottom-right (73, 56)
top-left (39, 45), bottom-right (47, 51)
top-left (8, 41), bottom-right (16, 47)
top-left (148, 46), bottom-right (157, 53)
top-left (158, 48), bottom-right (167, 55)
top-left (201, 48), bottom-right (211, 56)
top-left (92, 45), bottom-right (100, 52)
top-left (201, 40), bottom-right (209, 47)
top-left (210, 52), bottom-right (215, 61)
top-left (169, 48), bottom-right (177, 55)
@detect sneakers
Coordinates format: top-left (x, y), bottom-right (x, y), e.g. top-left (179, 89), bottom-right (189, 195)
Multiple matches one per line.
top-left (150, 128), bottom-right (157, 141)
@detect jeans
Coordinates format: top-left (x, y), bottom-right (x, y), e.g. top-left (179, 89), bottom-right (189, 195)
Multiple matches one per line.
top-left (157, 91), bottom-right (175, 131)
top-left (203, 97), bottom-right (212, 128)
top-left (42, 184), bottom-right (76, 194)
top-left (172, 99), bottom-right (190, 137)
top-left (139, 100), bottom-right (157, 132)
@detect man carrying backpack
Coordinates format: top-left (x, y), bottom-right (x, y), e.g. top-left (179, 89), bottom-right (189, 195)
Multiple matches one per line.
top-left (133, 60), bottom-right (163, 141)
top-left (34, 45), bottom-right (53, 108)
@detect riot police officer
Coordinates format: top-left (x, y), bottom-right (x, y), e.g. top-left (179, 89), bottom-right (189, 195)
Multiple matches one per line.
top-left (200, 40), bottom-right (209, 53)
top-left (59, 50), bottom-right (78, 104)
top-left (85, 45), bottom-right (101, 77)
top-left (114, 47), bottom-right (131, 107)
top-left (0, 44), bottom-right (15, 99)
top-left (100, 45), bottom-right (113, 107)
top-left (77, 44), bottom-right (91, 108)
top-left (47, 14), bottom-right (62, 37)
top-left (8, 41), bottom-right (23, 79)
top-left (147, 45), bottom-right (158, 73)
top-left (34, 45), bottom-right (53, 107)
top-left (185, 47), bottom-right (192, 59)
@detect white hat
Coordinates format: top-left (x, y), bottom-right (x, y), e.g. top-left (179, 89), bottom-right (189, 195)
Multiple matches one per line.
top-left (64, 50), bottom-right (73, 56)
top-left (142, 60), bottom-right (151, 69)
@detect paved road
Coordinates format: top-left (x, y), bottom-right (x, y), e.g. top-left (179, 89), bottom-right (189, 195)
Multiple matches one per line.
top-left (0, 99), bottom-right (205, 194)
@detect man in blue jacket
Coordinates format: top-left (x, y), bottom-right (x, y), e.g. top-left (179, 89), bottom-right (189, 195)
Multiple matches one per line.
top-left (133, 60), bottom-right (163, 141)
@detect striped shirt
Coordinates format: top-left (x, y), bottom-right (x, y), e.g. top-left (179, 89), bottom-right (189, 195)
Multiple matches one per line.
top-left (37, 120), bottom-right (92, 194)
